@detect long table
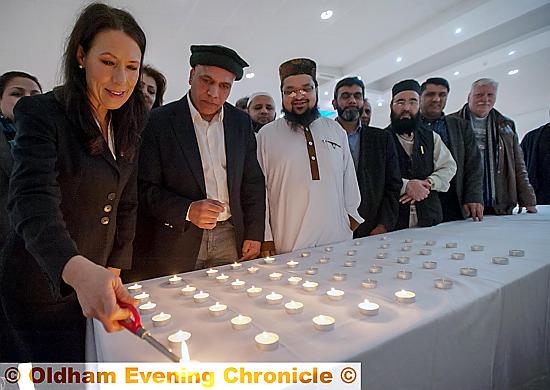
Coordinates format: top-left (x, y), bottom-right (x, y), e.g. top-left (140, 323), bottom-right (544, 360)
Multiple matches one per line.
top-left (88, 207), bottom-right (550, 389)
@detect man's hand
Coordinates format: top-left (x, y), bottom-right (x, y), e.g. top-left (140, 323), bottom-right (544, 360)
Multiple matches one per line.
top-left (188, 199), bottom-right (226, 229)
top-left (400, 179), bottom-right (430, 204)
top-left (518, 205), bottom-right (538, 214)
top-left (369, 224), bottom-right (387, 236)
top-left (240, 240), bottom-right (261, 260)
top-left (463, 203), bottom-right (484, 221)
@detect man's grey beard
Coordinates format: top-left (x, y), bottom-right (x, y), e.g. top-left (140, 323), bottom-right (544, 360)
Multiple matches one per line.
top-left (337, 106), bottom-right (361, 122)
top-left (283, 106), bottom-right (321, 131)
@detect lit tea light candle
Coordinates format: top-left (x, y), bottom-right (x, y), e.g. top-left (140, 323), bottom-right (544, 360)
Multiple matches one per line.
top-left (460, 267), bottom-right (477, 277)
top-left (509, 249), bottom-right (525, 257)
top-left (395, 289), bottom-right (416, 303)
top-left (231, 314), bottom-right (251, 331)
top-left (286, 260), bottom-right (299, 268)
top-left (379, 243), bottom-right (390, 249)
top-left (247, 266), bottom-right (259, 274)
top-left (230, 262), bottom-right (242, 271)
top-left (180, 284), bottom-right (196, 296)
top-left (354, 240), bottom-right (362, 246)
top-left (324, 246), bottom-right (333, 252)
top-left (312, 314), bottom-right (335, 331)
top-left (423, 260), bottom-right (437, 269)
top-left (134, 292), bottom-right (150, 302)
top-left (301, 251), bottom-right (311, 258)
top-left (492, 256), bottom-right (509, 265)
top-left (193, 290), bottom-right (209, 303)
top-left (127, 283), bottom-right (142, 294)
top-left (446, 242), bottom-right (458, 248)
top-left (138, 300), bottom-right (156, 315)
top-left (419, 248), bottom-right (432, 256)
top-left (255, 331), bottom-right (279, 351)
top-left (287, 276), bottom-right (302, 286)
top-left (284, 300), bottom-right (304, 315)
top-left (344, 260), bottom-right (356, 267)
top-left (425, 240), bottom-right (436, 246)
top-left (434, 278), bottom-right (453, 289)
top-left (216, 273), bottom-right (229, 283)
top-left (265, 292), bottom-right (283, 305)
top-left (302, 281), bottom-right (319, 292)
top-left (208, 301), bottom-right (227, 317)
top-left (168, 275), bottom-right (183, 285)
top-left (347, 250), bottom-right (357, 256)
top-left (451, 252), bottom-right (465, 260)
top-left (268, 272), bottom-right (282, 281)
top-left (305, 266), bottom-right (319, 275)
top-left (470, 244), bottom-right (484, 252)
top-left (361, 279), bottom-right (378, 289)
top-left (152, 312), bottom-right (171, 327)
top-left (332, 272), bottom-right (347, 281)
top-left (263, 256), bottom-right (276, 264)
top-left (397, 256), bottom-right (410, 264)
top-left (246, 285), bottom-right (263, 297)
top-left (369, 264), bottom-right (383, 274)
top-left (326, 287), bottom-right (345, 301)
top-left (358, 299), bottom-right (380, 316)
top-left (376, 251), bottom-right (388, 259)
top-left (319, 257), bottom-right (330, 264)
top-left (206, 268), bottom-right (218, 279)
top-left (231, 279), bottom-right (246, 290)
top-left (397, 270), bottom-right (412, 280)
top-left (401, 245), bottom-right (412, 252)
top-left (168, 330), bottom-right (191, 356)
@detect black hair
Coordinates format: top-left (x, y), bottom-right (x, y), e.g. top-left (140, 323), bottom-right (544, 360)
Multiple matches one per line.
top-left (142, 64), bottom-right (167, 108)
top-left (333, 76), bottom-right (364, 101)
top-left (421, 77), bottom-right (450, 93)
top-left (0, 71), bottom-right (42, 96)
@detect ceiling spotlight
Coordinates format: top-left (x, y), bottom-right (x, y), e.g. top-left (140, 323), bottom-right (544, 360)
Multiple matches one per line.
top-left (396, 56), bottom-right (402, 63)
top-left (320, 10), bottom-right (333, 20)
top-left (245, 73), bottom-right (255, 79)
top-left (454, 27), bottom-right (462, 34)
top-left (453, 71), bottom-right (460, 76)
top-left (324, 91), bottom-right (329, 96)
top-left (507, 69), bottom-right (519, 75)
top-left (508, 50), bottom-right (516, 56)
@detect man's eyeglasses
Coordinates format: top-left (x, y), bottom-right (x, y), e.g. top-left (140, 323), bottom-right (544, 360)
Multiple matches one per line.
top-left (283, 85), bottom-right (315, 97)
top-left (392, 99), bottom-right (419, 108)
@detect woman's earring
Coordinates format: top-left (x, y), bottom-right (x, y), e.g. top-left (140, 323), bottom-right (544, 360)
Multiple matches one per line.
top-left (79, 64), bottom-right (84, 69)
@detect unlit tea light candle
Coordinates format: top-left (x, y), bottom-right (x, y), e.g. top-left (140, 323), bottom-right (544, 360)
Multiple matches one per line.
top-left (287, 260), bottom-right (299, 268)
top-left (231, 314), bottom-right (251, 330)
top-left (434, 278), bottom-right (453, 289)
top-left (231, 279), bottom-right (246, 290)
top-left (312, 315), bottom-right (335, 331)
top-left (247, 266), bottom-right (259, 274)
top-left (319, 257), bottom-right (330, 264)
top-left (265, 292), bottom-right (283, 305)
top-left (230, 262), bottom-right (242, 271)
top-left (397, 256), bottom-right (410, 264)
top-left (347, 250), bottom-right (357, 256)
top-left (492, 256), bottom-right (509, 265)
top-left (451, 252), bottom-right (465, 260)
top-left (263, 256), bottom-right (276, 264)
top-left (169, 275), bottom-right (182, 285)
top-left (354, 240), bottom-right (362, 246)
top-left (152, 312), bottom-right (171, 327)
top-left (255, 331), bottom-right (279, 351)
top-left (302, 281), bottom-right (319, 292)
top-left (471, 244), bottom-right (484, 252)
top-left (358, 299), bottom-right (379, 316)
top-left (446, 242), bottom-right (458, 248)
top-left (138, 301), bottom-right (156, 315)
top-left (284, 300), bottom-right (304, 315)
top-left (269, 272), bottom-right (282, 281)
top-left (288, 276), bottom-right (302, 286)
top-left (134, 292), bottom-right (150, 302)
top-left (344, 260), bottom-right (356, 267)
top-left (301, 251), bottom-right (311, 258)
top-left (193, 290), bottom-right (210, 303)
top-left (362, 279), bottom-right (378, 289)
top-left (208, 301), bottom-right (227, 317)
top-left (404, 238), bottom-right (413, 243)
top-left (419, 248), bottom-right (432, 256)
top-left (376, 252), bottom-right (388, 259)
top-left (380, 243), bottom-right (390, 249)
top-left (324, 246), bottom-right (333, 252)
top-left (509, 249), bottom-right (525, 257)
top-left (168, 330), bottom-right (191, 355)
top-left (401, 245), bottom-right (412, 252)
top-left (369, 264), bottom-right (383, 273)
top-left (423, 261), bottom-right (437, 269)
top-left (127, 283), bottom-right (142, 294)
top-left (460, 267), bottom-right (477, 277)
top-left (395, 289), bottom-right (416, 303)
top-left (397, 270), bottom-right (412, 280)
top-left (206, 268), bottom-right (218, 279)
top-left (180, 285), bottom-right (196, 296)
top-left (326, 287), bottom-right (345, 301)
top-left (425, 240), bottom-right (436, 246)
top-left (216, 273), bottom-right (229, 283)
top-left (246, 285), bottom-right (263, 297)
top-left (333, 272), bottom-right (347, 281)
top-left (305, 266), bottom-right (318, 275)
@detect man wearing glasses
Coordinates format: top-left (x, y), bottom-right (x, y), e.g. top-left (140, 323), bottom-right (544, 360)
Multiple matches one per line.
top-left (387, 79), bottom-right (456, 230)
top-left (256, 58), bottom-right (363, 255)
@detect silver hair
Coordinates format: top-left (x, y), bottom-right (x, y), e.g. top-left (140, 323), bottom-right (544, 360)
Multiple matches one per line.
top-left (470, 78), bottom-right (499, 92)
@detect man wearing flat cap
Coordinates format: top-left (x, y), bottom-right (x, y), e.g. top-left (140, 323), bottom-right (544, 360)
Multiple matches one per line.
top-left (256, 58), bottom-right (363, 254)
top-left (127, 45), bottom-right (265, 280)
top-left (387, 79), bottom-right (456, 230)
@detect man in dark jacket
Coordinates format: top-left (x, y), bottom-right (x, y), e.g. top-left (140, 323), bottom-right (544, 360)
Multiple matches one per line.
top-left (333, 77), bottom-right (401, 237)
top-left (420, 77), bottom-right (483, 221)
top-left (521, 109), bottom-right (550, 205)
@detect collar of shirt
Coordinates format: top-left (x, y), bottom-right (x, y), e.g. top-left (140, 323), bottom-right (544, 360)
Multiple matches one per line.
top-left (335, 117), bottom-right (361, 135)
top-left (420, 113), bottom-right (445, 126)
top-left (187, 93), bottom-right (224, 125)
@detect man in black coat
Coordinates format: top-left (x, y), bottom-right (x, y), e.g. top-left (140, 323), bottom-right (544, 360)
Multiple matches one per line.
top-left (332, 77), bottom-right (401, 237)
top-left (127, 45), bottom-right (265, 280)
top-left (420, 77), bottom-right (484, 221)
top-left (521, 110), bottom-right (550, 205)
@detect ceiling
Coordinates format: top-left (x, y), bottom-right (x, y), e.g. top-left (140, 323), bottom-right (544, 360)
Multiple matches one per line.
top-left (2, 0), bottom-right (549, 136)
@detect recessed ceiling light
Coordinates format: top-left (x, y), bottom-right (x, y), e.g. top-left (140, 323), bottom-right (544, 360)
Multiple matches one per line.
top-left (324, 91), bottom-right (329, 96)
top-left (453, 71), bottom-right (460, 76)
top-left (454, 27), bottom-right (462, 34)
top-left (508, 50), bottom-right (516, 56)
top-left (508, 69), bottom-right (519, 75)
top-left (245, 73), bottom-right (255, 79)
top-left (320, 10), bottom-right (333, 20)
top-left (396, 56), bottom-right (402, 63)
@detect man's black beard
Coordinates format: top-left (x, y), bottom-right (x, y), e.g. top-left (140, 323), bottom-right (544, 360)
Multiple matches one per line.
top-left (251, 119), bottom-right (265, 133)
top-left (336, 106), bottom-right (361, 122)
top-left (283, 106), bottom-right (321, 130)
top-left (390, 111), bottom-right (420, 135)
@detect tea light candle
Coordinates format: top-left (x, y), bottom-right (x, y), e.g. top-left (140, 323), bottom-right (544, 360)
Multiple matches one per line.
top-left (247, 266), bottom-right (259, 274)
top-left (138, 301), bottom-right (156, 315)
top-left (326, 287), bottom-right (345, 301)
top-left (404, 238), bottom-right (413, 243)
top-left (419, 248), bottom-right (432, 256)
top-left (301, 251), bottom-right (311, 258)
top-left (401, 245), bottom-right (412, 252)
top-left (263, 256), bottom-right (276, 264)
top-left (265, 292), bottom-right (283, 305)
top-left (319, 257), bottom-right (330, 264)
top-left (397, 256), bottom-right (410, 264)
top-left (362, 279), bottom-right (378, 289)
top-left (395, 289), bottom-right (416, 303)
top-left (287, 276), bottom-right (302, 286)
top-left (332, 272), bottom-right (347, 281)
top-left (284, 300), bottom-right (304, 315)
top-left (302, 281), bottom-right (319, 292)
top-left (127, 283), bottom-right (142, 294)
top-left (324, 246), bottom-right (333, 252)
top-left (286, 260), bottom-right (299, 268)
top-left (216, 273), bottom-right (229, 283)
top-left (208, 301), bottom-right (227, 317)
top-left (446, 242), bottom-right (458, 248)
top-left (152, 311), bottom-right (171, 327)
top-left (425, 240), bottom-right (436, 246)
top-left (451, 252), bottom-right (465, 260)
top-left (434, 278), bottom-right (453, 289)
top-left (358, 299), bottom-right (380, 316)
top-left (460, 267), bottom-right (478, 277)
top-left (206, 268), bottom-right (219, 279)
top-left (168, 330), bottom-right (191, 354)
top-left (169, 275), bottom-right (183, 285)
top-left (180, 284), bottom-right (196, 296)
top-left (255, 331), bottom-right (279, 351)
top-left (509, 249), bottom-right (525, 257)
top-left (397, 270), bottom-right (412, 280)
top-left (347, 250), bottom-right (357, 256)
top-left (193, 290), bottom-right (210, 303)
top-left (381, 236), bottom-right (390, 241)
top-left (423, 260), bottom-right (437, 269)
top-left (268, 272), bottom-right (282, 281)
top-left (305, 266), bottom-right (319, 275)
top-left (471, 244), bottom-right (484, 251)
top-left (344, 260), bottom-right (356, 267)
top-left (369, 264), bottom-right (383, 274)
top-left (312, 315), bottom-right (335, 331)
top-left (492, 256), bottom-right (509, 265)
top-left (246, 285), bottom-right (263, 297)
top-left (230, 262), bottom-right (242, 271)
top-left (134, 292), bottom-right (150, 302)
top-left (354, 240), bottom-right (362, 246)
top-left (376, 251), bottom-right (388, 259)
top-left (230, 314), bottom-right (251, 330)
top-left (231, 279), bottom-right (246, 290)
top-left (379, 243), bottom-right (390, 249)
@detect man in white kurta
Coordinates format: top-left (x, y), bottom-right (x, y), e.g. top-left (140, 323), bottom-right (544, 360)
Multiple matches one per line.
top-left (257, 58), bottom-right (363, 254)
